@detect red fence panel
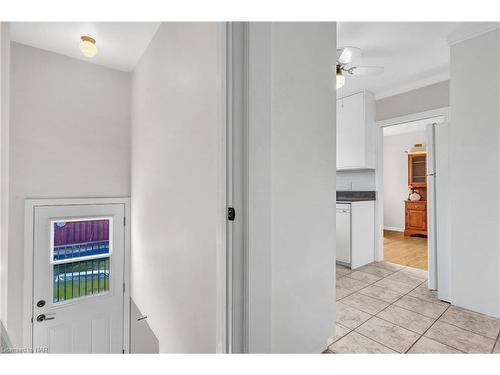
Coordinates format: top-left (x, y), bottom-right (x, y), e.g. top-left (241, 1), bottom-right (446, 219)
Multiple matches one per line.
top-left (54, 219), bottom-right (109, 246)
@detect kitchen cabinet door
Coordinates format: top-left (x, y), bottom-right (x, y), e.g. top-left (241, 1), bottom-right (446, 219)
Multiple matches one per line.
top-left (337, 92), bottom-right (365, 169)
top-left (336, 90), bottom-right (375, 170)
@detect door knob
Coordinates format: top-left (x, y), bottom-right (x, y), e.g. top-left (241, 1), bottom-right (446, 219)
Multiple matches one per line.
top-left (36, 314), bottom-right (55, 322)
top-left (37, 300), bottom-right (46, 308)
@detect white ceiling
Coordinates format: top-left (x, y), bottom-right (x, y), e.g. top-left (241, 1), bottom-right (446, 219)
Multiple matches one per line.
top-left (338, 22), bottom-right (471, 98)
top-left (10, 22), bottom-right (161, 72)
top-left (9, 22), bottom-right (496, 87)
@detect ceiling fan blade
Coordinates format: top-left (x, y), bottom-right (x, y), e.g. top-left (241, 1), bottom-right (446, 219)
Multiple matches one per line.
top-left (337, 46), bottom-right (362, 65)
top-left (347, 66), bottom-right (384, 76)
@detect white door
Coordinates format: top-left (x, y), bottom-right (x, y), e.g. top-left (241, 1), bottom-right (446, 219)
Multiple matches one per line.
top-left (32, 203), bottom-right (126, 353)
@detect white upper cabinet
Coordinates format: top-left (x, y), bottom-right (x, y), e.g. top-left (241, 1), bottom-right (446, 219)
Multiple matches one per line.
top-left (336, 90), bottom-right (376, 170)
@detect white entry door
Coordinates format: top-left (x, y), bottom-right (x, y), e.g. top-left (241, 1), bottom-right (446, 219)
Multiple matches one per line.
top-left (32, 203), bottom-right (126, 353)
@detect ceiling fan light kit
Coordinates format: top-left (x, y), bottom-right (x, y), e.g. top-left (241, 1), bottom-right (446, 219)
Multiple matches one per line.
top-left (336, 65), bottom-right (345, 89)
top-left (336, 46), bottom-right (384, 89)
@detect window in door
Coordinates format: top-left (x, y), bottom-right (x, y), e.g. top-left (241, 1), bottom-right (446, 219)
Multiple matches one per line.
top-left (50, 218), bottom-right (113, 303)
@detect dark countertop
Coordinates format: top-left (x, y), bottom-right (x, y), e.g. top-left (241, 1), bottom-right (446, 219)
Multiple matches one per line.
top-left (336, 190), bottom-right (376, 202)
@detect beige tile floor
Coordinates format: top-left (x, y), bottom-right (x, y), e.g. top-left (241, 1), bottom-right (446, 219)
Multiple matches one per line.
top-left (328, 262), bottom-right (500, 354)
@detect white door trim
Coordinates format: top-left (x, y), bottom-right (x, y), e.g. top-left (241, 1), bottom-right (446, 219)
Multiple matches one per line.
top-left (215, 22), bottom-right (228, 354)
top-left (375, 107), bottom-right (449, 274)
top-left (426, 123), bottom-right (438, 290)
top-left (22, 197), bottom-right (130, 353)
top-left (224, 22), bottom-right (248, 354)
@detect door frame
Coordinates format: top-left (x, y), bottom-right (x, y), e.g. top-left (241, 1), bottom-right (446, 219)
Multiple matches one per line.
top-left (374, 107), bottom-right (449, 283)
top-left (223, 21), bottom-right (247, 353)
top-left (22, 197), bottom-right (131, 353)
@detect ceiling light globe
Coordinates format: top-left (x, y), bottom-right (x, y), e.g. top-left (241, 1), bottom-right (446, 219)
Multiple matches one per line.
top-left (336, 74), bottom-right (345, 89)
top-left (79, 36), bottom-right (98, 58)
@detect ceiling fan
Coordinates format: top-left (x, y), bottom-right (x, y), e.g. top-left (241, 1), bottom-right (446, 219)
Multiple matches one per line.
top-left (336, 46), bottom-right (384, 89)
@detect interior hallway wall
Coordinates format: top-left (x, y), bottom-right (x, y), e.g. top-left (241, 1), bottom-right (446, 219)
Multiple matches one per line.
top-left (0, 22), bottom-right (9, 329)
top-left (246, 22), bottom-right (336, 353)
top-left (383, 130), bottom-right (426, 231)
top-left (8, 42), bottom-right (131, 346)
top-left (376, 81), bottom-right (449, 121)
top-left (130, 23), bottom-right (220, 352)
top-left (449, 28), bottom-right (500, 318)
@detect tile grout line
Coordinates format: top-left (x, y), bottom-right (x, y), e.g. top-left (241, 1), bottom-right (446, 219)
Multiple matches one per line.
top-left (341, 284), bottom-right (421, 318)
top-left (404, 304), bottom-right (461, 353)
top-left (434, 315), bottom-right (500, 344)
top-left (349, 326), bottom-right (401, 353)
top-left (382, 279), bottom-right (429, 312)
top-left (346, 268), bottom-right (426, 288)
top-left (491, 324), bottom-right (500, 353)
top-left (341, 266), bottom-right (413, 290)
top-left (331, 322), bottom-right (353, 344)
top-left (351, 316), bottom-right (413, 353)
top-left (397, 281), bottom-right (500, 343)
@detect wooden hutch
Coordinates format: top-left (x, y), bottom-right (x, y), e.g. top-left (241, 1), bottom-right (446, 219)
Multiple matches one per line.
top-left (404, 152), bottom-right (427, 237)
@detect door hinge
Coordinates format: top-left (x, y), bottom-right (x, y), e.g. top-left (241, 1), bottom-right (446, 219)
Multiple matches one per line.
top-left (123, 217), bottom-right (126, 226)
top-left (227, 207), bottom-right (235, 221)
top-left (123, 283), bottom-right (125, 293)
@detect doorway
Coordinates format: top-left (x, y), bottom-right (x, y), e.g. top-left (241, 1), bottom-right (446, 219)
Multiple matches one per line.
top-left (23, 198), bottom-right (130, 353)
top-left (382, 121), bottom-right (430, 270)
top-left (375, 108), bottom-right (449, 293)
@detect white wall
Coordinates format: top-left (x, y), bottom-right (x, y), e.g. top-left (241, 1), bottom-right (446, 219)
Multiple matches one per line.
top-left (376, 81), bottom-right (449, 121)
top-left (130, 23), bottom-right (220, 353)
top-left (247, 22), bottom-right (336, 353)
top-left (8, 42), bottom-right (131, 346)
top-left (246, 22), bottom-right (272, 352)
top-left (336, 170), bottom-right (375, 191)
top-left (0, 22), bottom-right (9, 328)
top-left (383, 131), bottom-right (426, 231)
top-left (449, 29), bottom-right (500, 317)
top-left (130, 299), bottom-right (159, 353)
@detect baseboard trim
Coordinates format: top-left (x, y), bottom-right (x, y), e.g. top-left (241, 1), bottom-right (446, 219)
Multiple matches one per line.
top-left (384, 226), bottom-right (404, 232)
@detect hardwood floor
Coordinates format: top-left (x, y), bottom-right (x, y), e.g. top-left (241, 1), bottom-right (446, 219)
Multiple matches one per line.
top-left (383, 230), bottom-right (428, 270)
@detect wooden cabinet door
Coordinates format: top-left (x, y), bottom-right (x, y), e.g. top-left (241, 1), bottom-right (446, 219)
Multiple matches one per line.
top-left (405, 201), bottom-right (427, 236)
top-left (406, 209), bottom-right (426, 230)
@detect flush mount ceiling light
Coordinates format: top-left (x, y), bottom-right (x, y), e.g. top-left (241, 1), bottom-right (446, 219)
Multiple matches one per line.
top-left (336, 65), bottom-right (345, 89)
top-left (79, 36), bottom-right (98, 58)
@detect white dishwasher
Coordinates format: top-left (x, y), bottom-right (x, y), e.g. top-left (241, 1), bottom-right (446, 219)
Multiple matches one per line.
top-left (336, 203), bottom-right (351, 265)
top-left (336, 201), bottom-right (375, 269)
